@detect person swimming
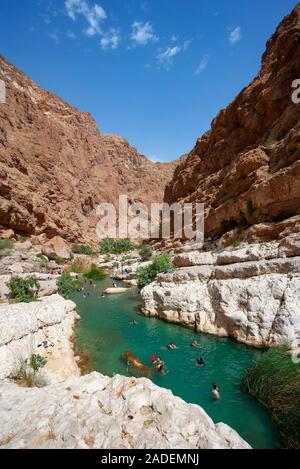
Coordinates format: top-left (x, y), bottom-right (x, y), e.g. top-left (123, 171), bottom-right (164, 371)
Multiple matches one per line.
top-left (190, 341), bottom-right (204, 349)
top-left (130, 320), bottom-right (138, 326)
top-left (168, 342), bottom-right (177, 350)
top-left (157, 359), bottom-right (165, 375)
top-left (212, 383), bottom-right (220, 400)
top-left (190, 340), bottom-right (199, 347)
top-left (196, 357), bottom-right (205, 367)
top-left (151, 354), bottom-right (157, 365)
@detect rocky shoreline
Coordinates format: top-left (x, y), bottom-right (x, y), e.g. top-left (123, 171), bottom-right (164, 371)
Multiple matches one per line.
top-left (141, 237), bottom-right (300, 349)
top-left (0, 241), bottom-right (251, 449)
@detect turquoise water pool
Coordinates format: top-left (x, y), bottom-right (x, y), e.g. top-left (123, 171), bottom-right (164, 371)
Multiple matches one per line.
top-left (72, 278), bottom-right (279, 449)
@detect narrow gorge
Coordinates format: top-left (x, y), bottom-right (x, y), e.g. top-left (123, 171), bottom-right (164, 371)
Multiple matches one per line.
top-left (0, 2), bottom-right (299, 452)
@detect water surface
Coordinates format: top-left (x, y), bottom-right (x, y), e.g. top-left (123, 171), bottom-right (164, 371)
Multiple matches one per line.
top-left (73, 278), bottom-right (279, 449)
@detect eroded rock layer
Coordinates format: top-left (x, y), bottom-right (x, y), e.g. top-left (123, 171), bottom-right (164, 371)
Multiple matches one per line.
top-left (0, 56), bottom-right (178, 243)
top-left (141, 238), bottom-right (300, 348)
top-left (165, 4), bottom-right (300, 242)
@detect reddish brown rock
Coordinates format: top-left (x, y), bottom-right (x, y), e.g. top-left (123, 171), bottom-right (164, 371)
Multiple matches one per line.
top-left (41, 236), bottom-right (71, 260)
top-left (0, 57), bottom-right (179, 243)
top-left (165, 4), bottom-right (300, 242)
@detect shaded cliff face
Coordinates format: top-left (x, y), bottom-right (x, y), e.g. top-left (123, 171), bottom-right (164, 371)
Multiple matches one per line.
top-left (0, 56), bottom-right (177, 243)
top-left (165, 4), bottom-right (300, 242)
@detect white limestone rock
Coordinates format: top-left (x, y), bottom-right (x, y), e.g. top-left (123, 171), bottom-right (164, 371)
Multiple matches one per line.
top-left (0, 294), bottom-right (79, 381)
top-left (141, 242), bottom-right (300, 348)
top-left (216, 243), bottom-right (279, 266)
top-left (173, 251), bottom-right (216, 267)
top-left (0, 373), bottom-right (251, 449)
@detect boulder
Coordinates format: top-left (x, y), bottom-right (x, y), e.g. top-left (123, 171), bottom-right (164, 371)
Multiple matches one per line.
top-left (42, 236), bottom-right (70, 260)
top-left (173, 251), bottom-right (216, 267)
top-left (0, 229), bottom-right (15, 239)
top-left (105, 287), bottom-right (130, 295)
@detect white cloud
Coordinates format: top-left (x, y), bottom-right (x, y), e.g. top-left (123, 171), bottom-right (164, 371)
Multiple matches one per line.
top-left (156, 45), bottom-right (181, 69)
top-left (131, 21), bottom-right (158, 45)
top-left (229, 26), bottom-right (241, 45)
top-left (49, 31), bottom-right (60, 44)
top-left (194, 55), bottom-right (209, 75)
top-left (66, 30), bottom-right (76, 39)
top-left (100, 28), bottom-right (120, 50)
top-left (156, 39), bottom-right (190, 70)
top-left (65, 0), bottom-right (107, 37)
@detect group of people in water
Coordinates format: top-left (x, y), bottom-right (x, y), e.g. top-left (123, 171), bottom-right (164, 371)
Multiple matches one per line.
top-left (153, 340), bottom-right (220, 400)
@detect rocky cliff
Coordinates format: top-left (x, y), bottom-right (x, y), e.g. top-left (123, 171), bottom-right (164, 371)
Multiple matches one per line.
top-left (0, 56), bottom-right (178, 244)
top-left (165, 4), bottom-right (300, 244)
top-left (141, 237), bottom-right (300, 348)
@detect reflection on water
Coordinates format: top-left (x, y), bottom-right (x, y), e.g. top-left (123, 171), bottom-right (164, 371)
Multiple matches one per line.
top-left (73, 278), bottom-right (279, 449)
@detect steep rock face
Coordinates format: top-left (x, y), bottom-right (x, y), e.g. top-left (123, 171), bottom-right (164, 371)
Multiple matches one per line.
top-left (0, 294), bottom-right (79, 381)
top-left (0, 372), bottom-right (251, 449)
top-left (165, 4), bottom-right (300, 241)
top-left (141, 239), bottom-right (300, 348)
top-left (0, 56), bottom-right (177, 243)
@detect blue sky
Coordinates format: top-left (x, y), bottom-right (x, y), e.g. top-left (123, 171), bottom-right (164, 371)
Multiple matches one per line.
top-left (0, 0), bottom-right (298, 161)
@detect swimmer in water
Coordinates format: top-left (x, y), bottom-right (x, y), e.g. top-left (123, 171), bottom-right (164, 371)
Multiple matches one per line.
top-left (151, 354), bottom-right (157, 365)
top-left (190, 341), bottom-right (204, 349)
top-left (130, 320), bottom-right (138, 326)
top-left (157, 360), bottom-right (165, 375)
top-left (212, 383), bottom-right (220, 400)
top-left (196, 357), bottom-right (205, 367)
top-left (168, 342), bottom-right (177, 350)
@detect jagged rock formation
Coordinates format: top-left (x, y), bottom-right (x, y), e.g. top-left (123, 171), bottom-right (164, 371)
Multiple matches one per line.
top-left (141, 237), bottom-right (300, 348)
top-left (165, 4), bottom-right (300, 243)
top-left (0, 56), bottom-right (178, 243)
top-left (0, 372), bottom-right (251, 449)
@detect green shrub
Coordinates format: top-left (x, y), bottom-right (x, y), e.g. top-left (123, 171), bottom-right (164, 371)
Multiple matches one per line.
top-left (7, 276), bottom-right (40, 303)
top-left (139, 245), bottom-right (153, 261)
top-left (36, 253), bottom-right (48, 261)
top-left (71, 244), bottom-right (97, 256)
top-left (99, 239), bottom-right (134, 255)
top-left (54, 256), bottom-right (66, 265)
top-left (99, 239), bottom-right (114, 254)
top-left (57, 273), bottom-right (82, 299)
top-left (241, 346), bottom-right (300, 449)
top-left (247, 199), bottom-right (254, 217)
top-left (12, 355), bottom-right (47, 388)
top-left (137, 253), bottom-right (173, 288)
top-left (0, 238), bottom-right (14, 251)
top-left (69, 260), bottom-right (83, 274)
top-left (83, 264), bottom-right (106, 281)
top-left (30, 354), bottom-right (47, 374)
top-left (232, 240), bottom-right (241, 249)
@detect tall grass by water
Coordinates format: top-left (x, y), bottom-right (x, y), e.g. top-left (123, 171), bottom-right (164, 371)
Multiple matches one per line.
top-left (241, 346), bottom-right (300, 449)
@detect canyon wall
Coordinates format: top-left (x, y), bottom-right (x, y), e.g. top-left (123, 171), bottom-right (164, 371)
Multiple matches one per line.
top-left (165, 4), bottom-right (300, 244)
top-left (0, 56), bottom-right (178, 244)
